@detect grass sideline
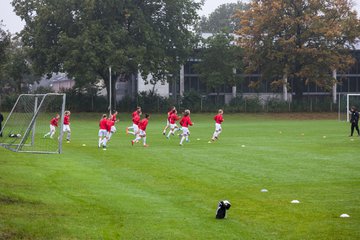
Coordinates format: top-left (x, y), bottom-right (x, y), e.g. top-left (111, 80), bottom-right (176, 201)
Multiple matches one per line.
top-left (0, 113), bottom-right (359, 239)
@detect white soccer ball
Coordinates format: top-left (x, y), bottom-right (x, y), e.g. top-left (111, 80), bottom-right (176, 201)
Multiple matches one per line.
top-left (16, 134), bottom-right (22, 138)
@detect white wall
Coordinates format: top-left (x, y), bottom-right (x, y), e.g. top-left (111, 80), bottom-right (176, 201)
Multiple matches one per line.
top-left (137, 73), bottom-right (170, 97)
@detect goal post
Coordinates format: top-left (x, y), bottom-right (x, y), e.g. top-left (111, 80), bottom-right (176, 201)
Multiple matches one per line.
top-left (0, 93), bottom-right (66, 154)
top-left (346, 93), bottom-right (360, 122)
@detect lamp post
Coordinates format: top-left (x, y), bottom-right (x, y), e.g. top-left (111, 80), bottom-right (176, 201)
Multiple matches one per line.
top-left (109, 66), bottom-right (112, 115)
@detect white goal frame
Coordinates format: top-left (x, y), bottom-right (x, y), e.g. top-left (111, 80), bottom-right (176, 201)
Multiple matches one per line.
top-left (0, 93), bottom-right (66, 154)
top-left (346, 93), bottom-right (360, 122)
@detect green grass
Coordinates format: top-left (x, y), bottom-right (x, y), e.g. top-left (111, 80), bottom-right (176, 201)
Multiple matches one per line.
top-left (0, 113), bottom-right (359, 239)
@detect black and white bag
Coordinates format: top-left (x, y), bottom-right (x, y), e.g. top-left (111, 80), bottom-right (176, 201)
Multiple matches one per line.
top-left (215, 200), bottom-right (231, 219)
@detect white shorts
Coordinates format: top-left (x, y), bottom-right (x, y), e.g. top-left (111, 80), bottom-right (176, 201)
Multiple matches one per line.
top-left (139, 129), bottom-right (146, 137)
top-left (63, 124), bottom-right (71, 132)
top-left (110, 126), bottom-right (116, 133)
top-left (215, 123), bottom-right (222, 132)
top-left (182, 127), bottom-right (190, 136)
top-left (98, 129), bottom-right (107, 137)
top-left (133, 124), bottom-right (139, 133)
top-left (170, 123), bottom-right (178, 129)
top-left (50, 125), bottom-right (56, 132)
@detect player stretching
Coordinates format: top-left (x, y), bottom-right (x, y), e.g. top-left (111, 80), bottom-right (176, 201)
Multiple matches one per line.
top-left (44, 114), bottom-right (60, 139)
top-left (211, 109), bottom-right (224, 142)
top-left (63, 110), bottom-right (71, 143)
top-left (166, 109), bottom-right (180, 139)
top-left (163, 106), bottom-right (176, 135)
top-left (98, 114), bottom-right (108, 148)
top-left (127, 107), bottom-right (141, 136)
top-left (131, 113), bottom-right (150, 147)
top-left (179, 109), bottom-right (193, 146)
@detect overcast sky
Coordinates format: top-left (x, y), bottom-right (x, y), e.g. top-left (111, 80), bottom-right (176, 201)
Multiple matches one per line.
top-left (0, 0), bottom-right (359, 34)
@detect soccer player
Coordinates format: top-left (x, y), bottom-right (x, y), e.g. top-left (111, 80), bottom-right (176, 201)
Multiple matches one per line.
top-left (0, 111), bottom-right (4, 137)
top-left (44, 114), bottom-right (60, 139)
top-left (63, 110), bottom-right (71, 143)
top-left (127, 107), bottom-right (141, 135)
top-left (162, 106), bottom-right (176, 135)
top-left (166, 109), bottom-right (180, 139)
top-left (98, 114), bottom-right (108, 148)
top-left (211, 109), bottom-right (224, 141)
top-left (349, 106), bottom-right (359, 137)
top-left (107, 111), bottom-right (118, 140)
top-left (179, 109), bottom-right (193, 146)
top-left (131, 113), bottom-right (150, 147)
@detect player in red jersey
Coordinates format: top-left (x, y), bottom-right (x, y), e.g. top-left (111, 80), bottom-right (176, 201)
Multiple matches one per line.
top-left (98, 114), bottom-right (108, 148)
top-left (127, 107), bottom-right (141, 135)
top-left (166, 109), bottom-right (180, 139)
top-left (63, 110), bottom-right (71, 142)
top-left (110, 110), bottom-right (119, 134)
top-left (211, 109), bottom-right (224, 142)
top-left (132, 113), bottom-right (150, 147)
top-left (179, 109), bottom-right (193, 146)
top-left (162, 106), bottom-right (176, 135)
top-left (107, 111), bottom-right (118, 141)
top-left (44, 114), bottom-right (60, 139)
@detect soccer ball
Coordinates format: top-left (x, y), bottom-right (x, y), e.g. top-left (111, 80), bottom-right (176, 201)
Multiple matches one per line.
top-left (16, 134), bottom-right (22, 138)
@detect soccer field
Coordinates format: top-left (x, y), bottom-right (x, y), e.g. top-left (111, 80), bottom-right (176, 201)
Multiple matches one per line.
top-left (0, 113), bottom-right (359, 239)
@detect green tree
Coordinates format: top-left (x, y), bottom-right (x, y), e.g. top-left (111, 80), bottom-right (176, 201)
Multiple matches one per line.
top-left (235, 0), bottom-right (360, 100)
top-left (1, 39), bottom-right (38, 93)
top-left (0, 22), bottom-right (11, 84)
top-left (198, 1), bottom-right (249, 33)
top-left (12, 0), bottom-right (202, 105)
top-left (194, 32), bottom-right (242, 104)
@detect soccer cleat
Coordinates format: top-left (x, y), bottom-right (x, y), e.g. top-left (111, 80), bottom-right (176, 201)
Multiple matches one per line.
top-left (143, 144), bottom-right (149, 147)
top-left (162, 132), bottom-right (165, 135)
top-left (179, 143), bottom-right (183, 146)
top-left (131, 140), bottom-right (134, 146)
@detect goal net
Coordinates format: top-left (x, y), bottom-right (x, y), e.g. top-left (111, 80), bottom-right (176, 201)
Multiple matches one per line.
top-left (0, 93), bottom-right (66, 153)
top-left (338, 93), bottom-right (360, 122)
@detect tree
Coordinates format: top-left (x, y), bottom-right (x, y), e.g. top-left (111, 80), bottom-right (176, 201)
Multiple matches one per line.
top-left (0, 22), bottom-right (11, 83)
top-left (235, 0), bottom-right (360, 100)
top-left (198, 1), bottom-right (249, 33)
top-left (194, 32), bottom-right (242, 104)
top-left (12, 0), bottom-right (202, 105)
top-left (1, 39), bottom-right (38, 93)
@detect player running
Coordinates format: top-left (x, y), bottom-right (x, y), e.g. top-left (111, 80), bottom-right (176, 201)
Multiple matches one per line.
top-left (179, 109), bottom-right (193, 146)
top-left (131, 113), bottom-right (150, 147)
top-left (107, 111), bottom-right (118, 141)
top-left (44, 114), bottom-right (60, 139)
top-left (98, 114), bottom-right (108, 148)
top-left (127, 107), bottom-right (141, 136)
top-left (63, 110), bottom-right (71, 143)
top-left (211, 109), bottom-right (224, 142)
top-left (166, 109), bottom-right (180, 139)
top-left (162, 106), bottom-right (176, 135)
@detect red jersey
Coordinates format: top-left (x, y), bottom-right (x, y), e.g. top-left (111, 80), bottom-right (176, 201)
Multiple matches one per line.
top-left (167, 110), bottom-right (174, 121)
top-left (99, 118), bottom-right (108, 130)
top-left (214, 114), bottom-right (224, 124)
top-left (106, 119), bottom-right (114, 132)
top-left (111, 114), bottom-right (117, 123)
top-left (132, 114), bottom-right (140, 125)
top-left (180, 116), bottom-right (193, 127)
top-left (50, 117), bottom-right (59, 127)
top-left (139, 118), bottom-right (149, 131)
top-left (169, 113), bottom-right (180, 124)
top-left (64, 115), bottom-right (70, 125)
top-left (132, 110), bottom-right (139, 119)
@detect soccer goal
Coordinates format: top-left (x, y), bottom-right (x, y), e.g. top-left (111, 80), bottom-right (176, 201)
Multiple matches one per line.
top-left (0, 93), bottom-right (66, 154)
top-left (346, 94), bottom-right (360, 122)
